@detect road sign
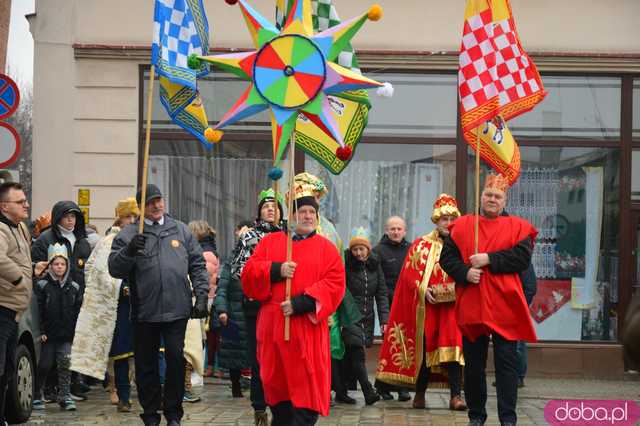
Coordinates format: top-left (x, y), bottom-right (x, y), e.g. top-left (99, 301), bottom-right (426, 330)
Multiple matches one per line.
top-left (0, 74), bottom-right (20, 120)
top-left (0, 122), bottom-right (21, 168)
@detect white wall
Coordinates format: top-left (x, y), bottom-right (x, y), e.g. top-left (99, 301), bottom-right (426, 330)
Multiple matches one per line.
top-left (29, 0), bottom-right (640, 231)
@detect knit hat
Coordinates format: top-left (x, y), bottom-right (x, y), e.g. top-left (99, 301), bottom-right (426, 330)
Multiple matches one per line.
top-left (348, 227), bottom-right (371, 251)
top-left (257, 188), bottom-right (284, 220)
top-left (47, 243), bottom-right (69, 263)
top-left (431, 193), bottom-right (461, 224)
top-left (291, 196), bottom-right (319, 213)
top-left (115, 197), bottom-right (140, 219)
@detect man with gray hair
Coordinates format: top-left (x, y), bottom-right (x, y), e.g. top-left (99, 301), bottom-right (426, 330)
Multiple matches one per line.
top-left (109, 184), bottom-right (209, 426)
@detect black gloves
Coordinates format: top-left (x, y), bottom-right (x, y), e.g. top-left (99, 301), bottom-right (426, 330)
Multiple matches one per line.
top-left (127, 234), bottom-right (146, 256)
top-left (291, 294), bottom-right (316, 315)
top-left (191, 297), bottom-right (208, 319)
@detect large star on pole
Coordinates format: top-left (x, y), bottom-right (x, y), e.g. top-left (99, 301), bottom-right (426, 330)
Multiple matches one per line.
top-left (190, 0), bottom-right (383, 170)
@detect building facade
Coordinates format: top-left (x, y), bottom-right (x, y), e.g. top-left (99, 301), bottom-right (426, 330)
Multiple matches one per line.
top-left (29, 0), bottom-right (640, 377)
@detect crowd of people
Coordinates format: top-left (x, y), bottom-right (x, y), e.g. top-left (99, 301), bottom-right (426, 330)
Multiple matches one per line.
top-left (0, 171), bottom-right (550, 426)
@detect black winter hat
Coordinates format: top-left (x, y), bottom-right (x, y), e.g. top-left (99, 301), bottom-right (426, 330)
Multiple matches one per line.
top-left (291, 196), bottom-right (318, 213)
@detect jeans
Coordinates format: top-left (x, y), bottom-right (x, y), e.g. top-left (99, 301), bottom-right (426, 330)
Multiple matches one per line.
top-left (463, 333), bottom-right (518, 424)
top-left (36, 341), bottom-right (72, 402)
top-left (270, 401), bottom-right (318, 426)
top-left (134, 319), bottom-right (187, 425)
top-left (245, 314), bottom-right (266, 411)
top-left (113, 357), bottom-right (131, 403)
top-left (0, 308), bottom-right (18, 424)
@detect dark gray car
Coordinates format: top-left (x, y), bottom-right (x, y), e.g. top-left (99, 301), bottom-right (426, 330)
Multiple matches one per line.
top-left (5, 293), bottom-right (40, 424)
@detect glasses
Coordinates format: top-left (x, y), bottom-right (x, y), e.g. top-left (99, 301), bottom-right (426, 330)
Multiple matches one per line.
top-left (2, 199), bottom-right (29, 206)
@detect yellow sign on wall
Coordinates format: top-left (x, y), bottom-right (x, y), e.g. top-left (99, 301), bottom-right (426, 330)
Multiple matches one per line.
top-left (78, 188), bottom-right (90, 206)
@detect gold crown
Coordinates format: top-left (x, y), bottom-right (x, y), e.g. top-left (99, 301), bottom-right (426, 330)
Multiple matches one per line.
top-left (484, 173), bottom-right (510, 193)
top-left (293, 172), bottom-right (328, 199)
top-left (286, 182), bottom-right (317, 205)
top-left (431, 193), bottom-right (461, 223)
top-left (115, 197), bottom-right (140, 219)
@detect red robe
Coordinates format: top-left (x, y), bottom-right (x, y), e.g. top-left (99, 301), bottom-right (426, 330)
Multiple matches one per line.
top-left (376, 230), bottom-right (463, 388)
top-left (450, 214), bottom-right (537, 342)
top-left (241, 231), bottom-right (345, 416)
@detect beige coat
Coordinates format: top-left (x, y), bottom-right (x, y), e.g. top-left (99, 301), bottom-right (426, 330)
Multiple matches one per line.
top-left (0, 220), bottom-right (33, 321)
top-left (70, 228), bottom-right (121, 380)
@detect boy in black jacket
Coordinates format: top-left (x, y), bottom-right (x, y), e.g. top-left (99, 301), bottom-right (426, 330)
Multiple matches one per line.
top-left (33, 243), bottom-right (83, 411)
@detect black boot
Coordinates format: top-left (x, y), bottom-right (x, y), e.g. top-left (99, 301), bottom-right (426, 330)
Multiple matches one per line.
top-left (231, 378), bottom-right (243, 398)
top-left (364, 391), bottom-right (380, 406)
top-left (397, 390), bottom-right (411, 402)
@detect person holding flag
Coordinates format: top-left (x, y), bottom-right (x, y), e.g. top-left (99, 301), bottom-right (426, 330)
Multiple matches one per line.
top-left (447, 0), bottom-right (546, 424)
top-left (440, 175), bottom-right (536, 426)
top-left (241, 178), bottom-right (345, 425)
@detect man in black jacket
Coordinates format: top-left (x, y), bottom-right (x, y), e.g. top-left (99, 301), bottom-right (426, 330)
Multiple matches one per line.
top-left (372, 215), bottom-right (411, 402)
top-left (109, 184), bottom-right (209, 426)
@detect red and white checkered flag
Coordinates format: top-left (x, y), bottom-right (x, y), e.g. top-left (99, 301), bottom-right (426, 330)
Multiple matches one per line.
top-left (459, 0), bottom-right (546, 135)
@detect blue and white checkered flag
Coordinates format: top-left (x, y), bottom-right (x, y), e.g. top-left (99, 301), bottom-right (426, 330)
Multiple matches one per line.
top-left (152, 0), bottom-right (215, 148)
top-left (152, 0), bottom-right (209, 86)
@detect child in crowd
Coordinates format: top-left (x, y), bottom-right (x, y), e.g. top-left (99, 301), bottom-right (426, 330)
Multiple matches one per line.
top-left (33, 243), bottom-right (83, 411)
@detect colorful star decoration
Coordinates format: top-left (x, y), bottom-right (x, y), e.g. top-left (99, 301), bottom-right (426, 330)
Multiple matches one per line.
top-left (189, 0), bottom-right (383, 175)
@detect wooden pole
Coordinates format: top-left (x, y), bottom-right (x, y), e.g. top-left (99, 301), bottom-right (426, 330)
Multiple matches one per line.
top-left (474, 127), bottom-right (480, 254)
top-left (284, 132), bottom-right (296, 341)
top-left (138, 65), bottom-right (156, 234)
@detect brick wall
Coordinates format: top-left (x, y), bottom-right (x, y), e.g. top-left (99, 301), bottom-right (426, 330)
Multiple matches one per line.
top-left (0, 0), bottom-right (11, 73)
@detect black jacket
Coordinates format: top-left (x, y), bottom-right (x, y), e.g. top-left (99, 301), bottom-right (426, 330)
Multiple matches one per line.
top-left (342, 250), bottom-right (390, 347)
top-left (108, 215), bottom-right (209, 322)
top-left (441, 235), bottom-right (533, 283)
top-left (35, 272), bottom-right (82, 342)
top-left (372, 234), bottom-right (410, 301)
top-left (212, 263), bottom-right (248, 370)
top-left (31, 201), bottom-right (91, 291)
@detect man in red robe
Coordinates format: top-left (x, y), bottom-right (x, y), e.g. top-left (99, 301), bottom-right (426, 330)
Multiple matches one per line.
top-left (241, 180), bottom-right (345, 425)
top-left (440, 174), bottom-right (537, 426)
top-left (375, 194), bottom-right (467, 411)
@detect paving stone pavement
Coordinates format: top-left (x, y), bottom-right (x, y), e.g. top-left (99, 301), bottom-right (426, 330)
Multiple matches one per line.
top-left (19, 376), bottom-right (640, 425)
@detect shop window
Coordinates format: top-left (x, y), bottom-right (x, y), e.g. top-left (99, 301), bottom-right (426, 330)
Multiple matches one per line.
top-left (467, 147), bottom-right (620, 341)
top-left (308, 143), bottom-right (456, 246)
top-left (508, 76), bottom-right (621, 140)
top-left (148, 139), bottom-right (279, 259)
top-left (364, 73), bottom-right (457, 138)
top-left (142, 69), bottom-right (458, 256)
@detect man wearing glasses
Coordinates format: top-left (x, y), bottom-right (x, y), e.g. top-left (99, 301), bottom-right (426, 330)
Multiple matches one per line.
top-left (0, 182), bottom-right (36, 426)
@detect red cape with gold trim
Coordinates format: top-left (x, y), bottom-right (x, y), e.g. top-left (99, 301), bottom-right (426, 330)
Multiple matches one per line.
top-left (450, 214), bottom-right (537, 342)
top-left (375, 230), bottom-right (464, 389)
